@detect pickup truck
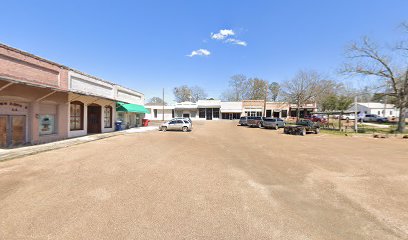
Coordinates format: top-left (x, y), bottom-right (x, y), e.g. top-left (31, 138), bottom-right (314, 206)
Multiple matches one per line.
top-left (283, 119), bottom-right (320, 136)
top-left (247, 116), bottom-right (264, 128)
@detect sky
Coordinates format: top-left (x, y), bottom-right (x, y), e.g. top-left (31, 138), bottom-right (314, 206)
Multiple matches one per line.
top-left (1, 0), bottom-right (407, 102)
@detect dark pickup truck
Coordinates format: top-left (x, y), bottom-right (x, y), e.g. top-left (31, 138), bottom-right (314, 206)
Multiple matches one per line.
top-left (283, 119), bottom-right (320, 136)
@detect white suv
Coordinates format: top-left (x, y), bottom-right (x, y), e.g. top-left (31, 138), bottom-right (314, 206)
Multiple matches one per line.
top-left (160, 119), bottom-right (192, 132)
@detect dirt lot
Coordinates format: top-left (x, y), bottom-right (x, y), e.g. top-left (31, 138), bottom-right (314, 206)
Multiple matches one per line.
top-left (0, 121), bottom-right (407, 240)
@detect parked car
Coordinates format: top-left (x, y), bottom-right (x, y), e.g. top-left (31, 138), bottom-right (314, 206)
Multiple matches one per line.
top-left (360, 114), bottom-right (388, 123)
top-left (305, 115), bottom-right (328, 123)
top-left (340, 114), bottom-right (356, 120)
top-left (160, 119), bottom-right (192, 132)
top-left (247, 116), bottom-right (264, 128)
top-left (239, 116), bottom-right (249, 126)
top-left (171, 117), bottom-right (192, 125)
top-left (263, 118), bottom-right (286, 130)
top-left (283, 119), bottom-right (320, 136)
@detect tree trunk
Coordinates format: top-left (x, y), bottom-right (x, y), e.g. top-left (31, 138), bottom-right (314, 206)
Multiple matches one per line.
top-left (397, 106), bottom-right (406, 133)
top-left (296, 102), bottom-right (300, 121)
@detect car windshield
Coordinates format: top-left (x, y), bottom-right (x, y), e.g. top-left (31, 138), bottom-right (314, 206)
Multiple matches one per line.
top-left (240, 117), bottom-right (246, 120)
top-left (264, 118), bottom-right (276, 122)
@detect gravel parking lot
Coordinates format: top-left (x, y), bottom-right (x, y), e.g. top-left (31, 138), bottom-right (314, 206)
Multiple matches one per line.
top-left (0, 120), bottom-right (407, 240)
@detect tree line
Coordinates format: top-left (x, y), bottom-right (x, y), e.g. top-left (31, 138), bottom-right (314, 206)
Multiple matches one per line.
top-left (147, 22), bottom-right (408, 132)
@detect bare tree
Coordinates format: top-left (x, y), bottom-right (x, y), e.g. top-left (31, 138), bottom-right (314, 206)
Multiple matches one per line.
top-left (245, 78), bottom-right (269, 100)
top-left (281, 70), bottom-right (323, 119)
top-left (190, 86), bottom-right (208, 102)
top-left (222, 74), bottom-right (248, 101)
top-left (342, 36), bottom-right (408, 133)
top-left (173, 85), bottom-right (192, 102)
top-left (146, 97), bottom-right (167, 106)
top-left (268, 82), bottom-right (280, 101)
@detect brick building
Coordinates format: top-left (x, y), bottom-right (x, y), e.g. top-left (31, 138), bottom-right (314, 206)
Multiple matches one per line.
top-left (0, 43), bottom-right (145, 148)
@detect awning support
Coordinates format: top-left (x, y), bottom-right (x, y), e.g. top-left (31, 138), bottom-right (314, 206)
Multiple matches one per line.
top-left (0, 82), bottom-right (14, 92)
top-left (36, 90), bottom-right (56, 102)
top-left (89, 97), bottom-right (101, 104)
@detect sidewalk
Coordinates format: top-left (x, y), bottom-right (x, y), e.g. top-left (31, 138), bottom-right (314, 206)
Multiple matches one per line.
top-left (0, 126), bottom-right (158, 162)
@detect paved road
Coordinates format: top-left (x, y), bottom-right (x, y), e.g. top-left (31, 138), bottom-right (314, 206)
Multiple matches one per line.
top-left (1, 121), bottom-right (407, 239)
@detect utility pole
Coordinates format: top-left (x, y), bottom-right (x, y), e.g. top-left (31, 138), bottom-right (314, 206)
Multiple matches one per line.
top-left (354, 96), bottom-right (358, 133)
top-left (263, 84), bottom-right (268, 117)
top-left (162, 88), bottom-right (165, 121)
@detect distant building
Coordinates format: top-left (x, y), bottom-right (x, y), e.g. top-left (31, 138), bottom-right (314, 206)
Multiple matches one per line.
top-left (145, 100), bottom-right (318, 121)
top-left (347, 102), bottom-right (400, 118)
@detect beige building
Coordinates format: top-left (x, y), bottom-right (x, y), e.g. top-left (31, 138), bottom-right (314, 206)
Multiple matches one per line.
top-left (0, 43), bottom-right (145, 148)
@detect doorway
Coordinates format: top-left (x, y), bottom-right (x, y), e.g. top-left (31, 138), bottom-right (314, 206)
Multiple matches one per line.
top-left (183, 113), bottom-right (190, 118)
top-left (87, 104), bottom-right (101, 134)
top-left (0, 115), bottom-right (26, 148)
top-left (206, 108), bottom-right (213, 120)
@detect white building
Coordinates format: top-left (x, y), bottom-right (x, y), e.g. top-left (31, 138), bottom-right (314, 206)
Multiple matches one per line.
top-left (67, 70), bottom-right (146, 137)
top-left (220, 101), bottom-right (242, 119)
top-left (68, 70), bottom-right (117, 138)
top-left (115, 85), bottom-right (147, 128)
top-left (347, 102), bottom-right (400, 118)
top-left (145, 105), bottom-right (175, 121)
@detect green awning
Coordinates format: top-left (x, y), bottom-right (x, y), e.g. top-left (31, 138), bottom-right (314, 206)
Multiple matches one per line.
top-left (116, 102), bottom-right (150, 114)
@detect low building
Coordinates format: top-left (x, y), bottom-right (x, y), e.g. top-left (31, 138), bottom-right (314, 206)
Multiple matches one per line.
top-left (144, 100), bottom-right (315, 121)
top-left (220, 101), bottom-right (242, 119)
top-left (197, 100), bottom-right (221, 120)
top-left (242, 100), bottom-right (292, 118)
top-left (0, 43), bottom-right (69, 148)
top-left (266, 102), bottom-right (290, 118)
top-left (174, 101), bottom-right (198, 119)
top-left (145, 105), bottom-right (174, 121)
top-left (347, 102), bottom-right (400, 118)
top-left (115, 85), bottom-right (147, 128)
top-left (242, 100), bottom-right (264, 117)
top-left (68, 70), bottom-right (117, 138)
top-left (289, 103), bottom-right (317, 118)
top-left (0, 43), bottom-right (145, 148)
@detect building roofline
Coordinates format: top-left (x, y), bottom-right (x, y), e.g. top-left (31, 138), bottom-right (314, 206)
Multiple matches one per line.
top-left (1, 42), bottom-right (143, 96)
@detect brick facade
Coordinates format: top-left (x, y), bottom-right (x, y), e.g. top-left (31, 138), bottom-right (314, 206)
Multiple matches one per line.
top-left (0, 44), bottom-right (68, 90)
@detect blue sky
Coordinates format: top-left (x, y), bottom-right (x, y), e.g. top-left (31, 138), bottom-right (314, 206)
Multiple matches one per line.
top-left (1, 1), bottom-right (407, 101)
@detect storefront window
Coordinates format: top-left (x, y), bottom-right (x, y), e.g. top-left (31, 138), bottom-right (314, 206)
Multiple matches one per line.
top-left (199, 108), bottom-right (206, 118)
top-left (281, 110), bottom-right (288, 118)
top-left (39, 115), bottom-right (56, 135)
top-left (70, 101), bottom-right (84, 130)
top-left (213, 108), bottom-right (220, 118)
top-left (104, 106), bottom-right (112, 128)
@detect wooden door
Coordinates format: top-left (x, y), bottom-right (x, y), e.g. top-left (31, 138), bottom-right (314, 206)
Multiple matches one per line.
top-left (11, 116), bottom-right (25, 146)
top-left (87, 105), bottom-right (101, 133)
top-left (0, 116), bottom-right (7, 148)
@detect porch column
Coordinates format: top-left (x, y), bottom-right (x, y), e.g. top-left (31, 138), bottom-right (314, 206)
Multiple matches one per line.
top-left (57, 102), bottom-right (69, 140)
top-left (29, 101), bottom-right (40, 144)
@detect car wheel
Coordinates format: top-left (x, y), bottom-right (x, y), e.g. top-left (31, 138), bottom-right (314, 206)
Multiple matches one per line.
top-left (162, 126), bottom-right (167, 132)
top-left (315, 128), bottom-right (320, 134)
top-left (346, 117), bottom-right (349, 120)
top-left (275, 125), bottom-right (279, 130)
top-left (258, 122), bottom-right (262, 128)
top-left (301, 128), bottom-right (306, 136)
top-left (182, 126), bottom-right (188, 132)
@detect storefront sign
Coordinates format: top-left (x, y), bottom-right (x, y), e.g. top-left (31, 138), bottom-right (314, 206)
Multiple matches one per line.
top-left (0, 102), bottom-right (28, 114)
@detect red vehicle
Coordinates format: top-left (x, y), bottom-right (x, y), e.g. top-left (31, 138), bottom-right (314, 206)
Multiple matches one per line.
top-left (304, 115), bottom-right (328, 123)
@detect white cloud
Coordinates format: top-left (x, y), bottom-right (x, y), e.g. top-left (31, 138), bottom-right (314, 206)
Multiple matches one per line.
top-left (211, 29), bottom-right (235, 40)
top-left (187, 49), bottom-right (211, 57)
top-left (225, 38), bottom-right (247, 46)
